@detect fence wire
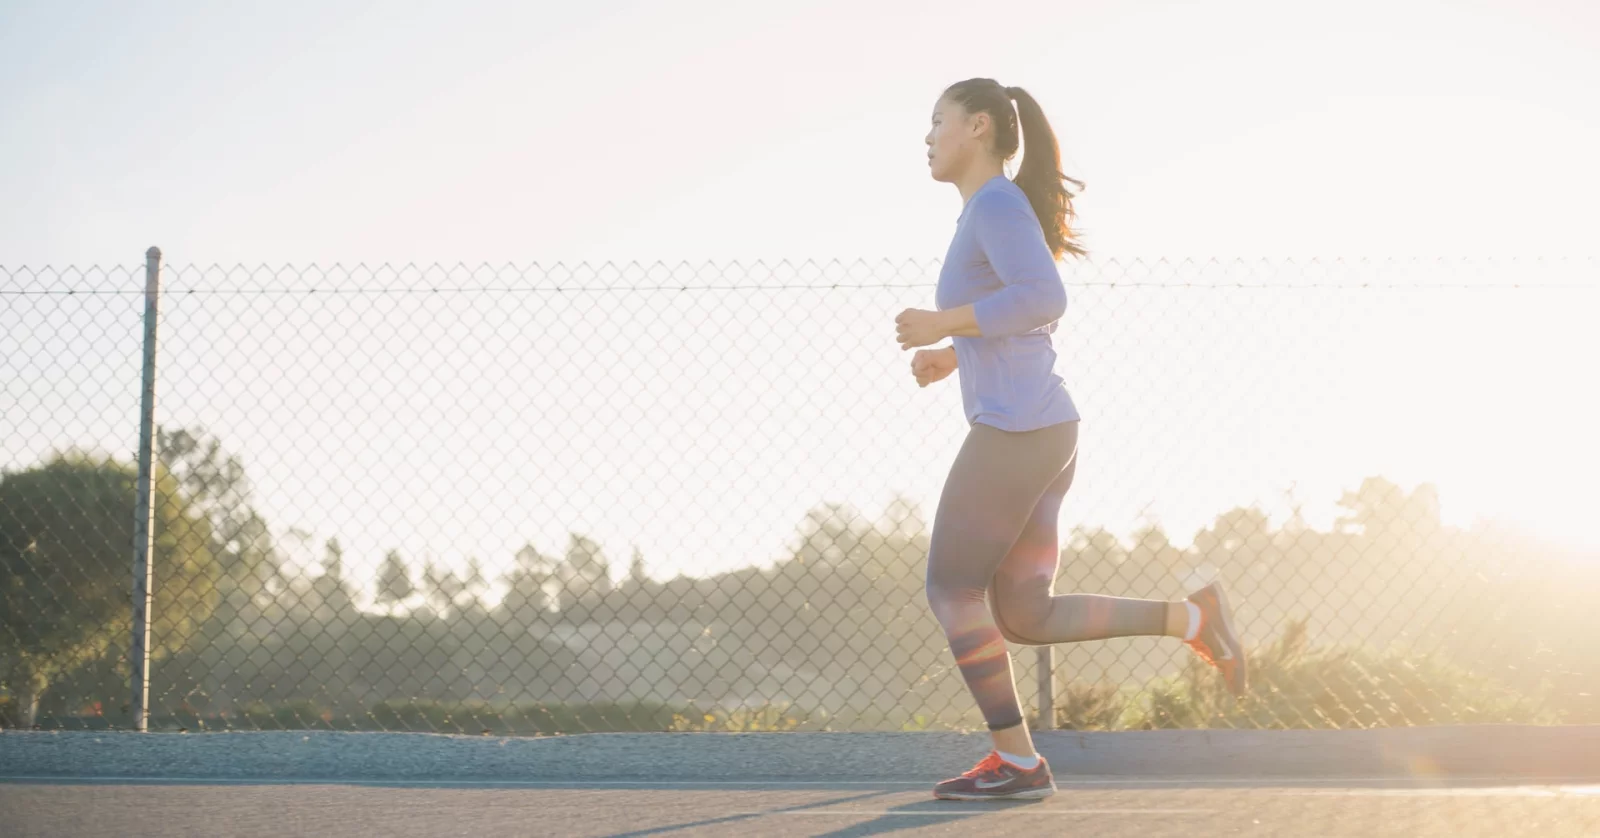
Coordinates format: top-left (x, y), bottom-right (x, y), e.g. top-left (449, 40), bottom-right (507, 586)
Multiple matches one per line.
top-left (2, 256), bottom-right (1597, 734)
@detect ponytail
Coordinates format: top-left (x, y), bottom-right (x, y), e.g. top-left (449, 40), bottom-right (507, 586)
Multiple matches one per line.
top-left (1004, 86), bottom-right (1086, 260)
top-left (942, 78), bottom-right (1086, 260)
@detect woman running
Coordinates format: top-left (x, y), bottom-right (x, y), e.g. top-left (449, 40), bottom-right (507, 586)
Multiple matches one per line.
top-left (894, 77), bottom-right (1247, 801)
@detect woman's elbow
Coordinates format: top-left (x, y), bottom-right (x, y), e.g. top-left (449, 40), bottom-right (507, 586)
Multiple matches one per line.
top-left (1041, 282), bottom-right (1067, 323)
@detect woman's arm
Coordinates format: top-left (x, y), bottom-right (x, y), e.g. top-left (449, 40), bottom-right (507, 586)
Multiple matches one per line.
top-left (965, 191), bottom-right (1068, 337)
top-left (934, 305), bottom-right (982, 338)
top-left (897, 192), bottom-right (1067, 349)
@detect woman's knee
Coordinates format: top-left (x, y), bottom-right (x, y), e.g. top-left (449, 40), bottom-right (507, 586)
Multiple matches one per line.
top-left (926, 576), bottom-right (990, 635)
top-left (991, 608), bottom-right (1037, 645)
top-left (924, 577), bottom-right (962, 630)
top-left (990, 584), bottom-right (1049, 645)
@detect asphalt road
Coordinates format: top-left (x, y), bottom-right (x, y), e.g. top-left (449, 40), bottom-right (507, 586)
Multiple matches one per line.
top-left (4, 777), bottom-right (1599, 837)
top-left (4, 728), bottom-right (1598, 836)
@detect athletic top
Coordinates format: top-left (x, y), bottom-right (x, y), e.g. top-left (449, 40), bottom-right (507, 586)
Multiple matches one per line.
top-left (935, 176), bottom-right (1081, 432)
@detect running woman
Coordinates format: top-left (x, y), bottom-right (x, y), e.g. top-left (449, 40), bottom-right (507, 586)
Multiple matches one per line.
top-left (895, 78), bottom-right (1247, 801)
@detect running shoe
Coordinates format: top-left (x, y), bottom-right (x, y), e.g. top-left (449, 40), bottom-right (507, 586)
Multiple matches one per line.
top-left (932, 751), bottom-right (1057, 801)
top-left (1185, 581), bottom-right (1248, 696)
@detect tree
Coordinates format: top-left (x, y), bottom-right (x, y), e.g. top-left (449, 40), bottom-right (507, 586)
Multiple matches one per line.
top-left (311, 537), bottom-right (354, 619)
top-left (459, 558), bottom-right (489, 617)
top-left (1335, 476), bottom-right (1442, 545)
top-left (374, 550), bottom-right (415, 609)
top-left (562, 534), bottom-right (612, 597)
top-left (422, 561), bottom-right (467, 617)
top-left (156, 427), bottom-right (282, 622)
top-left (627, 547), bottom-right (649, 588)
top-left (545, 534), bottom-right (613, 618)
top-left (1191, 506), bottom-right (1273, 582)
top-left (793, 502), bottom-right (869, 567)
top-left (499, 543), bottom-right (555, 617)
top-left (1130, 523), bottom-right (1187, 586)
top-left (464, 558), bottom-right (488, 594)
top-left (0, 452), bottom-right (219, 726)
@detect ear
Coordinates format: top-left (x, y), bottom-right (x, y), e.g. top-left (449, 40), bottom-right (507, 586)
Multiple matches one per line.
top-left (967, 110), bottom-right (991, 139)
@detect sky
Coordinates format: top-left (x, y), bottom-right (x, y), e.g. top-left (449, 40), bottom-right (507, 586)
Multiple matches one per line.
top-left (5, 0), bottom-right (1600, 264)
top-left (4, 0), bottom-right (1599, 593)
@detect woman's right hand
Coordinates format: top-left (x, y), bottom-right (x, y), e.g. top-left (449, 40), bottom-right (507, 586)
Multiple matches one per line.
top-left (911, 347), bottom-right (958, 388)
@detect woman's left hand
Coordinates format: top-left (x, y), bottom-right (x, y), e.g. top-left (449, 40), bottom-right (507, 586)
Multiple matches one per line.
top-left (895, 308), bottom-right (949, 350)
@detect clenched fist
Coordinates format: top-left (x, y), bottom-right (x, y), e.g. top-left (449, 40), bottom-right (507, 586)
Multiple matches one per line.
top-left (910, 347), bottom-right (958, 388)
top-left (895, 308), bottom-right (950, 350)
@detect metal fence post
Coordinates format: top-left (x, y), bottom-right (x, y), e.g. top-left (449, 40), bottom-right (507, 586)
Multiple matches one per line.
top-left (131, 246), bottom-right (162, 732)
top-left (1036, 645), bottom-right (1054, 730)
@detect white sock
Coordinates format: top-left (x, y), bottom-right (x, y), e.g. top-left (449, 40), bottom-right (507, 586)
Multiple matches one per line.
top-left (998, 750), bottom-right (1040, 769)
top-left (1183, 601), bottom-right (1202, 641)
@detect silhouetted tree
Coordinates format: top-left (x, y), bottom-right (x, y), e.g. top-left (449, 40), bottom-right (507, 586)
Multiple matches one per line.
top-left (0, 453), bottom-right (219, 726)
top-left (375, 550), bottom-right (415, 608)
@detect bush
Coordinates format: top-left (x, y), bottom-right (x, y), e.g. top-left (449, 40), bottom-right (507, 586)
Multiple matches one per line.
top-left (1041, 681), bottom-right (1133, 731)
top-left (1128, 619), bottom-right (1559, 729)
top-left (146, 700), bottom-right (819, 734)
top-left (12, 621), bottom-right (1556, 734)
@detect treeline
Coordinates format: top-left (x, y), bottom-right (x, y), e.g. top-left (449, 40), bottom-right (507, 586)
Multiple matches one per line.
top-left (2, 427), bottom-right (1595, 731)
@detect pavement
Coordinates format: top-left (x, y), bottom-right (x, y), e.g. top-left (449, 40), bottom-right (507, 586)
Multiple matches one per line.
top-left (3, 727), bottom-right (1598, 836)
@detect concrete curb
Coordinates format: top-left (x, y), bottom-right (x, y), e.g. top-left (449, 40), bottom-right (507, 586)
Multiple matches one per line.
top-left (1034, 726), bottom-right (1600, 779)
top-left (1, 726), bottom-right (1596, 784)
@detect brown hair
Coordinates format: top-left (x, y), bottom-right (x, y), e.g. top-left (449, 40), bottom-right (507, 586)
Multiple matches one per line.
top-left (942, 78), bottom-right (1086, 259)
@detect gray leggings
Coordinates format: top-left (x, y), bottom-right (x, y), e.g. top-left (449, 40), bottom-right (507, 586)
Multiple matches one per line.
top-left (925, 420), bottom-right (1168, 731)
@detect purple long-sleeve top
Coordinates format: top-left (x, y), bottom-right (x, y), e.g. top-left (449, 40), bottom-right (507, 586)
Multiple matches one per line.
top-left (934, 176), bottom-right (1080, 431)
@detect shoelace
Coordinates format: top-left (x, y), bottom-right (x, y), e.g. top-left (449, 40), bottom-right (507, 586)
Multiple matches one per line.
top-left (961, 752), bottom-right (1006, 778)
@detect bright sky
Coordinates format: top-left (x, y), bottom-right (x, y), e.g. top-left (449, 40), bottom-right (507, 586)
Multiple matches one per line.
top-left (4, 0), bottom-right (1598, 592)
top-left (5, 0), bottom-right (1600, 264)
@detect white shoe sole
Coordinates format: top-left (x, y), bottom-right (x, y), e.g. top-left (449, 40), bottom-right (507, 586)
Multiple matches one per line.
top-left (934, 784), bottom-right (1057, 801)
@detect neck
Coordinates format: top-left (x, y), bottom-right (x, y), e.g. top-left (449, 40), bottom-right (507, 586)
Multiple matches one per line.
top-left (956, 159), bottom-right (1006, 204)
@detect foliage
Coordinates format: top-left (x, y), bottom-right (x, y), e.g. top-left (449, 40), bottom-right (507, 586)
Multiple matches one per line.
top-left (0, 451), bottom-right (219, 726)
top-left (5, 427), bottom-right (1597, 732)
top-left (1131, 619), bottom-right (1561, 729)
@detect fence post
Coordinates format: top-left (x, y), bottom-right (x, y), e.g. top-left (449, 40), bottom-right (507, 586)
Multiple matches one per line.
top-left (1035, 645), bottom-right (1054, 730)
top-left (131, 246), bottom-right (162, 732)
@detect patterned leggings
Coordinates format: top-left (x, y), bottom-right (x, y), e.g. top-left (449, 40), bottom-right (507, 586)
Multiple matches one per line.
top-left (924, 420), bottom-right (1170, 731)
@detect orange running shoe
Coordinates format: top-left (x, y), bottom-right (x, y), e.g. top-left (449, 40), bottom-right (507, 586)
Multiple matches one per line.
top-left (1185, 581), bottom-right (1248, 697)
top-left (933, 751), bottom-right (1057, 801)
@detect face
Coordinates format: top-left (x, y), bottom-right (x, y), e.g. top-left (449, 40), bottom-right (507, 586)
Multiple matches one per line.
top-left (925, 96), bottom-right (989, 183)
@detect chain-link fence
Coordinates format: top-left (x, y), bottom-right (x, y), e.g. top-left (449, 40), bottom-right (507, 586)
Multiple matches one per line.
top-left (3, 253), bottom-right (1597, 734)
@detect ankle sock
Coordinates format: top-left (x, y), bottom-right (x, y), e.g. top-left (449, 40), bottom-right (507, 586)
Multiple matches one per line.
top-left (998, 750), bottom-right (1040, 770)
top-left (1184, 601), bottom-right (1202, 641)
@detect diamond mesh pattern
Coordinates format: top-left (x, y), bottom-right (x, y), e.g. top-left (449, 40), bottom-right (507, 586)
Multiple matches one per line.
top-left (2, 256), bottom-right (1597, 733)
